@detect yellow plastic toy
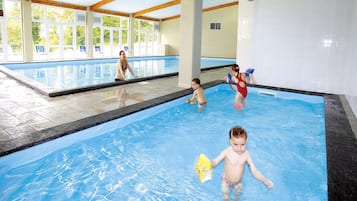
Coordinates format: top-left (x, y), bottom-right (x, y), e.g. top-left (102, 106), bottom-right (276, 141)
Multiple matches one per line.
top-left (195, 153), bottom-right (213, 183)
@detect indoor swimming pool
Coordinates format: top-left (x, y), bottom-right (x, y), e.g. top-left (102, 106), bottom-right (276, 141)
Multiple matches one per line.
top-left (0, 84), bottom-right (327, 201)
top-left (0, 56), bottom-right (235, 96)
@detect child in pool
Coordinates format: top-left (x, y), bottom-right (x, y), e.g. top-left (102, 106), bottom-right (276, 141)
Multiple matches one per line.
top-left (186, 78), bottom-right (207, 108)
top-left (225, 64), bottom-right (248, 110)
top-left (211, 126), bottom-right (273, 200)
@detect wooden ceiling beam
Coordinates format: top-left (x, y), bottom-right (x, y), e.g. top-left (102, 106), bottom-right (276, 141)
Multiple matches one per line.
top-left (203, 1), bottom-right (238, 12)
top-left (162, 1), bottom-right (238, 21)
top-left (30, 0), bottom-right (238, 21)
top-left (135, 16), bottom-right (160, 22)
top-left (90, 0), bottom-right (115, 10)
top-left (91, 9), bottom-right (130, 18)
top-left (133, 0), bottom-right (180, 18)
top-left (162, 14), bottom-right (180, 21)
top-left (31, 0), bottom-right (87, 11)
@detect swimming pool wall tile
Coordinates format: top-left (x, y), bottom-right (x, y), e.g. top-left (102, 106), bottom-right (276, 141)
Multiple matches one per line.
top-left (324, 95), bottom-right (357, 200)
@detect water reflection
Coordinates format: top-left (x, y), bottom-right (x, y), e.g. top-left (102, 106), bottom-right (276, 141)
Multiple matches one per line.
top-left (6, 57), bottom-right (235, 91)
top-left (116, 87), bottom-right (145, 108)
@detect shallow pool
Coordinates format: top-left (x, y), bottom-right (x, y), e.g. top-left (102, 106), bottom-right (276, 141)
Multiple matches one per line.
top-left (0, 85), bottom-right (327, 200)
top-left (0, 56), bottom-right (235, 91)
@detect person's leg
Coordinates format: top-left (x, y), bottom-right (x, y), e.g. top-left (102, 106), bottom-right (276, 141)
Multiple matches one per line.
top-left (222, 179), bottom-right (231, 201)
top-left (233, 182), bottom-right (243, 201)
top-left (234, 93), bottom-right (245, 110)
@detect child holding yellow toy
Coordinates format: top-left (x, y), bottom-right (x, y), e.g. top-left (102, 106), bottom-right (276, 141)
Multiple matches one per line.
top-left (186, 78), bottom-right (207, 108)
top-left (210, 126), bottom-right (273, 200)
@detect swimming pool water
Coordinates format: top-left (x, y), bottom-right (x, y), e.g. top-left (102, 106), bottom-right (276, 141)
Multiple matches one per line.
top-left (1, 57), bottom-right (235, 91)
top-left (0, 85), bottom-right (327, 200)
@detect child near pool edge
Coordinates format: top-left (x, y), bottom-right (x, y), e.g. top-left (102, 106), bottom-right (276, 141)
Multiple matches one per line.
top-left (210, 126), bottom-right (273, 200)
top-left (226, 64), bottom-right (248, 110)
top-left (186, 78), bottom-right (207, 108)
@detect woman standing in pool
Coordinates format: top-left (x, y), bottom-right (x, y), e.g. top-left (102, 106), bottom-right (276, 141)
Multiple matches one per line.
top-left (211, 126), bottom-right (273, 200)
top-left (226, 64), bottom-right (248, 110)
top-left (115, 50), bottom-right (137, 81)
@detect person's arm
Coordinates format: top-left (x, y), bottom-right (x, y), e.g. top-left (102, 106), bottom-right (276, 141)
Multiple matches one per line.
top-left (211, 148), bottom-right (227, 167)
top-left (231, 74), bottom-right (238, 84)
top-left (246, 152), bottom-right (274, 189)
top-left (127, 63), bottom-right (137, 78)
top-left (187, 90), bottom-right (197, 103)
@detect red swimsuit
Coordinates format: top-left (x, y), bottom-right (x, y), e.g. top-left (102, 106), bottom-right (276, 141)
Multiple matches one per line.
top-left (236, 73), bottom-right (247, 97)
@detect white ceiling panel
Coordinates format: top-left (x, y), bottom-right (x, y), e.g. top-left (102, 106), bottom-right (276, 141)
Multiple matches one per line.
top-left (203, 0), bottom-right (236, 8)
top-left (142, 5), bottom-right (181, 19)
top-left (101, 0), bottom-right (173, 13)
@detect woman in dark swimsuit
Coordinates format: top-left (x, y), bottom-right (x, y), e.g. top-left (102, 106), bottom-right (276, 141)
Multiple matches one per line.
top-left (115, 50), bottom-right (137, 81)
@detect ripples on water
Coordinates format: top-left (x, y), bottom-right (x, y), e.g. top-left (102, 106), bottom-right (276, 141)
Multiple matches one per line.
top-left (0, 86), bottom-right (327, 200)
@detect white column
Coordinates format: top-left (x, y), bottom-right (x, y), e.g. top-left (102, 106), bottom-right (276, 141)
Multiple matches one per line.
top-left (86, 8), bottom-right (93, 59)
top-left (21, 0), bottom-right (33, 62)
top-left (236, 0), bottom-right (254, 68)
top-left (178, 0), bottom-right (202, 88)
top-left (128, 14), bottom-right (135, 56)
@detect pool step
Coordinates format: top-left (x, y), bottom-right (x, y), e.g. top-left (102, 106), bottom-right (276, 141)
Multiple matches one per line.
top-left (258, 90), bottom-right (277, 97)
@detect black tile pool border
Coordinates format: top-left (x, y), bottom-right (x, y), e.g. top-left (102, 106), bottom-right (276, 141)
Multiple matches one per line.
top-left (0, 81), bottom-right (356, 200)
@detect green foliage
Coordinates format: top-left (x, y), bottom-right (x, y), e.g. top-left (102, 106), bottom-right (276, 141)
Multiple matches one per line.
top-left (32, 4), bottom-right (44, 20)
top-left (47, 7), bottom-right (74, 23)
top-left (103, 15), bottom-right (120, 28)
top-left (6, 19), bottom-right (22, 52)
top-left (49, 25), bottom-right (59, 46)
top-left (32, 22), bottom-right (41, 45)
top-left (140, 20), bottom-right (153, 31)
top-left (5, 0), bottom-right (20, 17)
top-left (76, 26), bottom-right (85, 46)
top-left (93, 27), bottom-right (101, 45)
top-left (4, 2), bottom-right (158, 56)
top-left (63, 26), bottom-right (73, 45)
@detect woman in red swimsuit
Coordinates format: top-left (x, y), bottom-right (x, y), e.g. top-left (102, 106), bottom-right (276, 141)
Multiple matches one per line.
top-left (230, 64), bottom-right (248, 110)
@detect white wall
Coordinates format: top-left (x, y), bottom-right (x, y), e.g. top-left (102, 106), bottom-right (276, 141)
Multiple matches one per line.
top-left (201, 5), bottom-right (238, 58)
top-left (160, 5), bottom-right (238, 58)
top-left (346, 0), bottom-right (357, 116)
top-left (160, 18), bottom-right (181, 55)
top-left (249, 0), bottom-right (357, 115)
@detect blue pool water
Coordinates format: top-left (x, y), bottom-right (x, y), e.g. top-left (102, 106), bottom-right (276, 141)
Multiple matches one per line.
top-left (0, 85), bottom-right (327, 200)
top-left (1, 56), bottom-right (235, 91)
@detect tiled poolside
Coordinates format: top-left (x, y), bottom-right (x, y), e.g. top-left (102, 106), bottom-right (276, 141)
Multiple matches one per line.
top-left (0, 67), bottom-right (356, 200)
top-left (0, 68), bottom-right (229, 143)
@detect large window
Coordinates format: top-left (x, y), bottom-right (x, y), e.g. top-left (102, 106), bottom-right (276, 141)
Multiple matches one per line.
top-left (32, 3), bottom-right (85, 60)
top-left (1, 0), bottom-right (22, 62)
top-left (93, 14), bottom-right (128, 58)
top-left (0, 1), bottom-right (161, 62)
top-left (134, 19), bottom-right (159, 56)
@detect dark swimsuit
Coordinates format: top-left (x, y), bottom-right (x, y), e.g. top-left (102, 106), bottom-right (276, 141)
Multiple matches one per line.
top-left (115, 60), bottom-right (128, 81)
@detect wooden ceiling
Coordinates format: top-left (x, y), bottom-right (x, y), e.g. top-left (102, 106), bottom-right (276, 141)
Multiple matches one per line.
top-left (31, 0), bottom-right (238, 21)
